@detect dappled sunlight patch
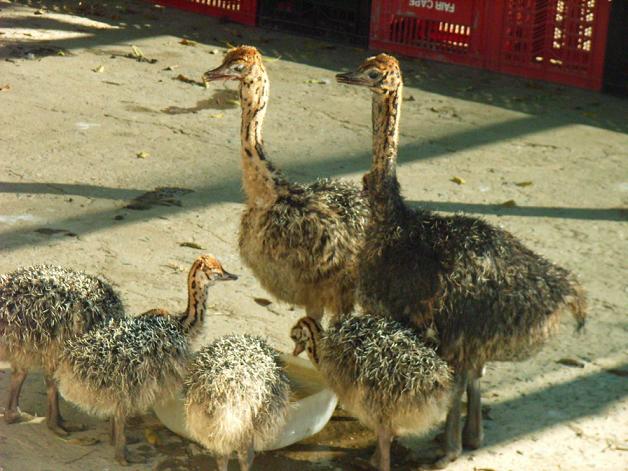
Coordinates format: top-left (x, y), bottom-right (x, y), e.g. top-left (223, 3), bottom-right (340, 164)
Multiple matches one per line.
top-left (0, 6), bottom-right (119, 42)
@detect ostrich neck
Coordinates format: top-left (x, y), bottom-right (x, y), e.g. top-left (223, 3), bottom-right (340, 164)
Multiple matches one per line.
top-left (366, 85), bottom-right (404, 220)
top-left (241, 73), bottom-right (268, 150)
top-left (239, 70), bottom-right (283, 206)
top-left (371, 85), bottom-right (401, 182)
top-left (304, 319), bottom-right (323, 366)
top-left (182, 271), bottom-right (211, 332)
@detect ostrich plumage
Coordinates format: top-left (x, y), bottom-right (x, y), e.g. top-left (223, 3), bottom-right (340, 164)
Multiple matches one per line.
top-left (184, 334), bottom-right (290, 471)
top-left (54, 255), bottom-right (234, 465)
top-left (204, 46), bottom-right (369, 321)
top-left (291, 315), bottom-right (451, 471)
top-left (0, 264), bottom-right (124, 434)
top-left (337, 53), bottom-right (587, 467)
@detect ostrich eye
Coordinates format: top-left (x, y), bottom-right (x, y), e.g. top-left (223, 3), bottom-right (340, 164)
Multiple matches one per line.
top-left (233, 64), bottom-right (245, 72)
top-left (368, 70), bottom-right (381, 80)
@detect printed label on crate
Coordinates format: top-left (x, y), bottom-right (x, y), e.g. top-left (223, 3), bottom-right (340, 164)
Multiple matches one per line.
top-left (406, 0), bottom-right (474, 24)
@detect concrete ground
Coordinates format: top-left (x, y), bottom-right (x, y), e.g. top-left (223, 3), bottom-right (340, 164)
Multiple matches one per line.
top-left (0, 0), bottom-right (627, 470)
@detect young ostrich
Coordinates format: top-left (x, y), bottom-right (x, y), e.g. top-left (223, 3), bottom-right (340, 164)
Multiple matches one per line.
top-left (203, 46), bottom-right (368, 321)
top-left (184, 334), bottom-right (291, 471)
top-left (54, 255), bottom-right (236, 465)
top-left (0, 265), bottom-right (125, 436)
top-left (337, 55), bottom-right (587, 467)
top-left (290, 315), bottom-right (452, 471)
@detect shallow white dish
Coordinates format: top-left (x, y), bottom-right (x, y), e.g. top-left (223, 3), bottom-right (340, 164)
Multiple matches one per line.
top-left (153, 354), bottom-right (337, 451)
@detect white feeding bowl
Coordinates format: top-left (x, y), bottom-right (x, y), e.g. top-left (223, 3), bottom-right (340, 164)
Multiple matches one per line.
top-left (153, 354), bottom-right (337, 451)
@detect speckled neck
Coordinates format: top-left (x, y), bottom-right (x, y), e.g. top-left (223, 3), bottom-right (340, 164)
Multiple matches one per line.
top-left (302, 317), bottom-right (322, 366)
top-left (182, 267), bottom-right (211, 332)
top-left (365, 83), bottom-right (404, 220)
top-left (239, 65), bottom-right (284, 206)
top-left (371, 85), bottom-right (401, 185)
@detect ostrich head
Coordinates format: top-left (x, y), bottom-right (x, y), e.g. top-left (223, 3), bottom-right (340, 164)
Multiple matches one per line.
top-left (335, 53), bottom-right (403, 94)
top-left (189, 254), bottom-right (237, 285)
top-left (203, 45), bottom-right (265, 83)
top-left (289, 316), bottom-right (322, 364)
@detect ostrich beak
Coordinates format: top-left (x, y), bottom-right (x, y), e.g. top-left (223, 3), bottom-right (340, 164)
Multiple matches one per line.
top-left (292, 343), bottom-right (305, 356)
top-left (335, 71), bottom-right (370, 86)
top-left (203, 64), bottom-right (234, 82)
top-left (218, 269), bottom-right (238, 281)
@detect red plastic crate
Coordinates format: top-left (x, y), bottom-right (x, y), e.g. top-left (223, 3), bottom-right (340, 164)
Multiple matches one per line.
top-left (369, 0), bottom-right (489, 68)
top-left (151, 0), bottom-right (257, 26)
top-left (370, 0), bottom-right (612, 90)
top-left (487, 0), bottom-right (611, 90)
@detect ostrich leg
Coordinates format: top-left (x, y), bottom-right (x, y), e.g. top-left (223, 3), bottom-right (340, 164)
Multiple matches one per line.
top-left (462, 365), bottom-right (484, 449)
top-left (237, 439), bottom-right (255, 471)
top-left (432, 370), bottom-right (467, 469)
top-left (4, 367), bottom-right (29, 423)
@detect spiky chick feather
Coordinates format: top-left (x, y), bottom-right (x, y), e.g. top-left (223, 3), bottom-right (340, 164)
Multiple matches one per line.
top-left (184, 334), bottom-right (290, 464)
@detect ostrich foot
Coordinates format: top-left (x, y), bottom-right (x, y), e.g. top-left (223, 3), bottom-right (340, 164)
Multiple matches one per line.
top-left (4, 409), bottom-right (36, 424)
top-left (462, 425), bottom-right (484, 450)
top-left (48, 418), bottom-right (87, 437)
top-left (58, 436), bottom-right (100, 446)
top-left (428, 449), bottom-right (462, 469)
top-left (59, 420), bottom-right (87, 433)
top-left (115, 449), bottom-right (146, 466)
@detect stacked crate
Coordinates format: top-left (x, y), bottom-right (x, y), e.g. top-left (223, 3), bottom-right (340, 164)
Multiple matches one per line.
top-left (369, 0), bottom-right (612, 90)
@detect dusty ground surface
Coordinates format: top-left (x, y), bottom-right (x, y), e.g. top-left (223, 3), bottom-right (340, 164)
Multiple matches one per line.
top-left (0, 0), bottom-right (627, 470)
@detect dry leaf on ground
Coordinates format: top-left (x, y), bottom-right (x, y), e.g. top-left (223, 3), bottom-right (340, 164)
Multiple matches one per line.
top-left (174, 74), bottom-right (205, 87)
top-left (165, 262), bottom-right (186, 273)
top-left (127, 45), bottom-right (158, 64)
top-left (568, 424), bottom-right (584, 436)
top-left (254, 298), bottom-right (272, 307)
top-left (131, 45), bottom-right (144, 58)
top-left (557, 357), bottom-right (586, 368)
top-left (136, 151), bottom-right (150, 159)
top-left (179, 242), bottom-right (203, 249)
top-left (305, 79), bottom-right (330, 85)
top-left (607, 368), bottom-right (628, 377)
top-left (144, 428), bottom-right (161, 446)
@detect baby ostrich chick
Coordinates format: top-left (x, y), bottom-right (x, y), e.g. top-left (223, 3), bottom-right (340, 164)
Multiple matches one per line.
top-left (0, 265), bottom-right (125, 436)
top-left (184, 334), bottom-right (290, 471)
top-left (203, 46), bottom-right (368, 321)
top-left (337, 55), bottom-right (587, 467)
top-left (291, 315), bottom-right (452, 471)
top-left (54, 255), bottom-right (236, 465)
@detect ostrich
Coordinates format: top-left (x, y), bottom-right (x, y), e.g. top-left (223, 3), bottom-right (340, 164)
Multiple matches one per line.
top-left (54, 255), bottom-right (236, 465)
top-left (0, 265), bottom-right (125, 436)
top-left (203, 45), bottom-right (368, 321)
top-left (184, 334), bottom-right (291, 471)
top-left (336, 54), bottom-right (586, 467)
top-left (290, 315), bottom-right (451, 471)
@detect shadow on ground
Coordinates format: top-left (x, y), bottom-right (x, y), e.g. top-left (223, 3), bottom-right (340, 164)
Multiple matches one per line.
top-left (5, 363), bottom-right (627, 470)
top-left (2, 0), bottom-right (626, 135)
top-left (2, 0), bottom-right (626, 253)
